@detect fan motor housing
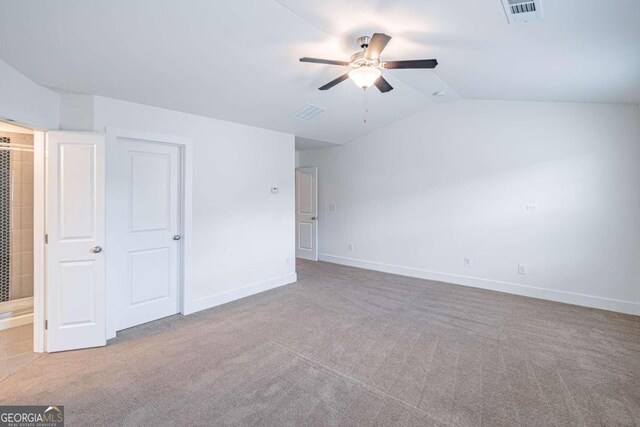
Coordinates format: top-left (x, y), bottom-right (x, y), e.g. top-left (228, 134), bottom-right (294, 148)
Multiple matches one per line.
top-left (350, 51), bottom-right (364, 63)
top-left (349, 51), bottom-right (381, 68)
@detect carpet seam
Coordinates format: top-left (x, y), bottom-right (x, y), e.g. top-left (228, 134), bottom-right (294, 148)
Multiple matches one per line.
top-left (266, 339), bottom-right (455, 426)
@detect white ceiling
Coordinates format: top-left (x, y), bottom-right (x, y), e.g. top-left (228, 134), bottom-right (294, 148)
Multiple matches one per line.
top-left (0, 0), bottom-right (638, 145)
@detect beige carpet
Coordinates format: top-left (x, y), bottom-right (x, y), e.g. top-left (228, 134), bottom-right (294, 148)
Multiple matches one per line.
top-left (1, 260), bottom-right (639, 426)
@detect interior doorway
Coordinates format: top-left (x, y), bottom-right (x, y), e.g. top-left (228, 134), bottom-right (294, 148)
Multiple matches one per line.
top-left (106, 129), bottom-right (192, 339)
top-left (0, 122), bottom-right (35, 330)
top-left (295, 167), bottom-right (318, 261)
top-left (0, 120), bottom-right (45, 373)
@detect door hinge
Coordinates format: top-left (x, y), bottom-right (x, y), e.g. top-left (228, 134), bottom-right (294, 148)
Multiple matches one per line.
top-left (45, 320), bottom-right (48, 330)
top-left (44, 234), bottom-right (48, 244)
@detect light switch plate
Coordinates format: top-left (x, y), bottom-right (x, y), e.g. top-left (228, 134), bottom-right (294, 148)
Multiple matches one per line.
top-left (270, 187), bottom-right (279, 194)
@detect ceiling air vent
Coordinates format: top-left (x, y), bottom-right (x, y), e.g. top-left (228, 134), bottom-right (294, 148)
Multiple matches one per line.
top-left (293, 104), bottom-right (326, 121)
top-left (501, 0), bottom-right (543, 23)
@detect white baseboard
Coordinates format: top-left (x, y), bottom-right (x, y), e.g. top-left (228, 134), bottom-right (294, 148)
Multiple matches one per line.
top-left (319, 254), bottom-right (640, 316)
top-left (184, 272), bottom-right (298, 315)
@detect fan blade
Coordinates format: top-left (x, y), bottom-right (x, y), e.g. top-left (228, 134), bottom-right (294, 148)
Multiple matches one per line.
top-left (365, 33), bottom-right (392, 60)
top-left (374, 76), bottom-right (393, 93)
top-left (300, 57), bottom-right (350, 66)
top-left (319, 73), bottom-right (350, 90)
top-left (384, 59), bottom-right (438, 69)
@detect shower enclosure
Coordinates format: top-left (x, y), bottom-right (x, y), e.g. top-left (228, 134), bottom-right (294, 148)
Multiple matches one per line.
top-left (0, 129), bottom-right (34, 327)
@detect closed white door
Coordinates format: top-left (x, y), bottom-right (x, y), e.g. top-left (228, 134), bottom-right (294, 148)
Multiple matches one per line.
top-left (295, 167), bottom-right (318, 261)
top-left (46, 131), bottom-right (106, 352)
top-left (112, 139), bottom-right (181, 331)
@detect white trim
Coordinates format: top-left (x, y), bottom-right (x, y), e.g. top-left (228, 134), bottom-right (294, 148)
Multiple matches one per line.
top-left (105, 128), bottom-right (193, 340)
top-left (319, 254), bottom-right (640, 316)
top-left (184, 273), bottom-right (297, 315)
top-left (32, 131), bottom-right (45, 352)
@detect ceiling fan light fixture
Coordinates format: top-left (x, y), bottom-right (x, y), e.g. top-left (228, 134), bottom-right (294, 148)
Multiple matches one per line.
top-left (300, 33), bottom-right (438, 94)
top-left (348, 67), bottom-right (381, 89)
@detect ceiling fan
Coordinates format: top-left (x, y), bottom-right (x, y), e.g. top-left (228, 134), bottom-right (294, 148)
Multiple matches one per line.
top-left (300, 33), bottom-right (438, 93)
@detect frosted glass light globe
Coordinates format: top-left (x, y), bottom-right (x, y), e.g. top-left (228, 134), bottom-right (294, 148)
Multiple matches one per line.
top-left (348, 67), bottom-right (381, 89)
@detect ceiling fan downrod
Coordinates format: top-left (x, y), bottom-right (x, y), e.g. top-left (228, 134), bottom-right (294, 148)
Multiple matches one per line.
top-left (356, 36), bottom-right (371, 49)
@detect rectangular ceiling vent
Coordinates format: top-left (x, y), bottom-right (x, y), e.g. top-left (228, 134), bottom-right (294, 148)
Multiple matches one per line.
top-left (293, 104), bottom-right (326, 121)
top-left (501, 0), bottom-right (543, 23)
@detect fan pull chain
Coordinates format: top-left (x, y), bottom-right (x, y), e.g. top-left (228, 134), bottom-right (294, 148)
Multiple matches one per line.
top-left (363, 88), bottom-right (368, 124)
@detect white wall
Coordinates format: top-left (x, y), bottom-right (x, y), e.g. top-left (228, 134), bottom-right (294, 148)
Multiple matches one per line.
top-left (60, 94), bottom-right (95, 131)
top-left (299, 100), bottom-right (640, 315)
top-left (0, 59), bottom-right (60, 129)
top-left (93, 96), bottom-right (296, 317)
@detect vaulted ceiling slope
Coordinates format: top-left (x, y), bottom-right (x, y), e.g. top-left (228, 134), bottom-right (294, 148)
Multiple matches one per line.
top-left (0, 0), bottom-right (638, 144)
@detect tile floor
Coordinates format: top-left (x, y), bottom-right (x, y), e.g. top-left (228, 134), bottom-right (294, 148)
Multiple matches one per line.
top-left (0, 324), bottom-right (39, 382)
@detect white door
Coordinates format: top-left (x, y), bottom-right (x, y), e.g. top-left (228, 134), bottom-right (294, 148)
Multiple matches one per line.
top-left (112, 139), bottom-right (181, 331)
top-left (46, 132), bottom-right (106, 352)
top-left (295, 167), bottom-right (318, 261)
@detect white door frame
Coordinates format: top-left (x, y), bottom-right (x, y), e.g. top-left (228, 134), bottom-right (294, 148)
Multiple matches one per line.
top-left (105, 128), bottom-right (193, 340)
top-left (33, 130), bottom-right (45, 352)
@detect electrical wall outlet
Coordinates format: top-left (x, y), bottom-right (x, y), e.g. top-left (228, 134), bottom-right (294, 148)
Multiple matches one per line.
top-left (270, 187), bottom-right (279, 194)
top-left (526, 204), bottom-right (537, 212)
top-left (464, 257), bottom-right (472, 267)
top-left (329, 203), bottom-right (336, 212)
top-left (518, 264), bottom-right (527, 275)
top-left (348, 243), bottom-right (354, 252)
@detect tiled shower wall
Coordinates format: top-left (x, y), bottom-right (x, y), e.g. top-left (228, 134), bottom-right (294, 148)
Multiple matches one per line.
top-left (0, 137), bottom-right (9, 301)
top-left (0, 131), bottom-right (34, 302)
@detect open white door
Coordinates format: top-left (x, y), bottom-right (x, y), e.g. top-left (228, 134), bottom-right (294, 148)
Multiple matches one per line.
top-left (46, 132), bottom-right (106, 352)
top-left (295, 167), bottom-right (318, 261)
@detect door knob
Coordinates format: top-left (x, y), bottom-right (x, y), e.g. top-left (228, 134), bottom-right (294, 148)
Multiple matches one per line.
top-left (311, 217), bottom-right (317, 220)
top-left (173, 235), bottom-right (181, 241)
top-left (90, 246), bottom-right (102, 254)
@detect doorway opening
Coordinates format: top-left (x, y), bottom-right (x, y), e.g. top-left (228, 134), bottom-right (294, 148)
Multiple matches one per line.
top-left (0, 120), bottom-right (44, 376)
top-left (0, 122), bottom-right (34, 329)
